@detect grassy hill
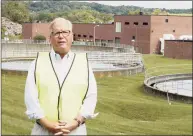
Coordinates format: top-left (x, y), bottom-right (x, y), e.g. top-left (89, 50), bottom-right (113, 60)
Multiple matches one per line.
top-left (1, 54), bottom-right (192, 135)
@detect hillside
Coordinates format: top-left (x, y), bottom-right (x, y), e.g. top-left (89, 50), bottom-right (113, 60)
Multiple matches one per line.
top-left (1, 17), bottom-right (22, 39)
top-left (1, 1), bottom-right (192, 39)
top-left (27, 1), bottom-right (192, 15)
top-left (1, 1), bottom-right (192, 24)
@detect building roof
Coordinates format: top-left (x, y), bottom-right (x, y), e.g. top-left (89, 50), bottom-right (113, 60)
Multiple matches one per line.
top-left (114, 14), bottom-right (192, 17)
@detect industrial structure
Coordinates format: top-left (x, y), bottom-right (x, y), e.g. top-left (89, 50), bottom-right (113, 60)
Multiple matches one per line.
top-left (22, 15), bottom-right (192, 54)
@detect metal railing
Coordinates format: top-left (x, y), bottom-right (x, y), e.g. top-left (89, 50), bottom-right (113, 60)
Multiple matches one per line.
top-left (2, 39), bottom-right (135, 58)
top-left (1, 39), bottom-right (134, 49)
top-left (144, 64), bottom-right (192, 104)
top-left (2, 39), bottom-right (143, 72)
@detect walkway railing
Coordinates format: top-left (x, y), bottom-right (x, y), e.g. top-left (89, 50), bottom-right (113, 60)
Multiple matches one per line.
top-left (1, 39), bottom-right (134, 49)
top-left (144, 64), bottom-right (192, 104)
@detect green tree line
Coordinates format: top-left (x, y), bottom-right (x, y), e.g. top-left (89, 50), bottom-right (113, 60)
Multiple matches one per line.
top-left (2, 1), bottom-right (192, 24)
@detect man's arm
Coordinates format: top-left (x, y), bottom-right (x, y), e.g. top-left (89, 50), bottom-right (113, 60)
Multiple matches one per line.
top-left (24, 60), bottom-right (45, 120)
top-left (79, 64), bottom-right (98, 120)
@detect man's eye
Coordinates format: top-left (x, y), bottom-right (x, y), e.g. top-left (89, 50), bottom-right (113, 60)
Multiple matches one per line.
top-left (55, 32), bottom-right (60, 35)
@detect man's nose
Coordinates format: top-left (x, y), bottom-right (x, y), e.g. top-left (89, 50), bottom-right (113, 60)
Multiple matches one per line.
top-left (58, 33), bottom-right (64, 38)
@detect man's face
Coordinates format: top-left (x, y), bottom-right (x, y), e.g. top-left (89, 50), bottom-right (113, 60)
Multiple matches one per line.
top-left (50, 22), bottom-right (73, 55)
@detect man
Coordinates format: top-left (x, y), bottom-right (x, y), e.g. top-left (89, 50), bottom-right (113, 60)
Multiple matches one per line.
top-left (24, 17), bottom-right (98, 135)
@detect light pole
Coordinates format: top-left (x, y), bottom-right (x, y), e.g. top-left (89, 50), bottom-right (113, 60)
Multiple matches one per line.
top-left (93, 25), bottom-right (99, 46)
top-left (133, 24), bottom-right (138, 53)
top-left (131, 39), bottom-right (135, 52)
top-left (134, 24), bottom-right (137, 48)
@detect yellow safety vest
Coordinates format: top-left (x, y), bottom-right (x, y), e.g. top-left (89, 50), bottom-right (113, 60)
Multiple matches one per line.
top-left (35, 52), bottom-right (89, 122)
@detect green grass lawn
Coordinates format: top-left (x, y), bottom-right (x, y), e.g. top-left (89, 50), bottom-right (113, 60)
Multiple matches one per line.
top-left (2, 55), bottom-right (192, 135)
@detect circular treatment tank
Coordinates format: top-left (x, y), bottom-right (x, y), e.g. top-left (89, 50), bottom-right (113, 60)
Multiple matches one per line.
top-left (144, 73), bottom-right (192, 103)
top-left (2, 59), bottom-right (132, 72)
top-left (2, 52), bottom-right (144, 77)
top-left (154, 79), bottom-right (192, 97)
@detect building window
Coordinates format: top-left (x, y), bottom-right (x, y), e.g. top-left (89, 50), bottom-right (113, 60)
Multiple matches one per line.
top-left (83, 35), bottom-right (87, 38)
top-left (101, 39), bottom-right (107, 43)
top-left (101, 40), bottom-right (107, 46)
top-left (132, 36), bottom-right (135, 40)
top-left (173, 30), bottom-right (175, 32)
top-left (108, 40), bottom-right (113, 43)
top-left (115, 37), bottom-right (120, 43)
top-left (134, 22), bottom-right (138, 25)
top-left (73, 34), bottom-right (76, 36)
top-left (78, 34), bottom-right (81, 37)
top-left (89, 35), bottom-right (93, 38)
top-left (165, 19), bottom-right (168, 23)
top-left (115, 22), bottom-right (121, 32)
top-left (125, 22), bottom-right (130, 25)
top-left (143, 22), bottom-right (148, 25)
top-left (95, 39), bottom-right (100, 42)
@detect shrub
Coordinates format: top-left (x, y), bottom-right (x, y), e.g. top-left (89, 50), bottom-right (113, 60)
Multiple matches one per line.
top-left (1, 26), bottom-right (6, 39)
top-left (33, 34), bottom-right (46, 41)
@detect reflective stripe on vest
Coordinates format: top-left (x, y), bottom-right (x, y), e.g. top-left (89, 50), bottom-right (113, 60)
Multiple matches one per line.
top-left (35, 52), bottom-right (89, 122)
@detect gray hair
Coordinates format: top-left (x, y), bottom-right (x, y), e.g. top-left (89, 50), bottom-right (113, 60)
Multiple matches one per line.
top-left (49, 17), bottom-right (72, 34)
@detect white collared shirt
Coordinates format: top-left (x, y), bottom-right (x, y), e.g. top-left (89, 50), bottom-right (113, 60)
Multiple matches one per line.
top-left (24, 49), bottom-right (97, 120)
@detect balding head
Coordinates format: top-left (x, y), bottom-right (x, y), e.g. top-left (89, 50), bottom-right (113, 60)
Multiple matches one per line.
top-left (49, 17), bottom-right (72, 34)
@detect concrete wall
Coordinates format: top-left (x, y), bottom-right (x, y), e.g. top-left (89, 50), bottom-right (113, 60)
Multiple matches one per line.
top-left (164, 40), bottom-right (192, 59)
top-left (144, 73), bottom-right (192, 103)
top-left (2, 64), bottom-right (144, 78)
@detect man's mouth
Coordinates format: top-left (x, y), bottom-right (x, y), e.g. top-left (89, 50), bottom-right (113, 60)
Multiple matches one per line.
top-left (58, 41), bottom-right (66, 44)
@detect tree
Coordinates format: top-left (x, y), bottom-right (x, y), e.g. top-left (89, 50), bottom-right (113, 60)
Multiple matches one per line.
top-left (1, 26), bottom-right (6, 39)
top-left (128, 9), bottom-right (141, 15)
top-left (161, 11), bottom-right (169, 15)
top-left (66, 10), bottom-right (95, 23)
top-left (99, 13), bottom-right (113, 23)
top-left (2, 1), bottom-right (30, 24)
top-left (151, 9), bottom-right (169, 15)
top-left (27, 1), bottom-right (192, 17)
top-left (65, 9), bottom-right (113, 24)
top-left (152, 9), bottom-right (162, 15)
top-left (36, 12), bottom-right (53, 22)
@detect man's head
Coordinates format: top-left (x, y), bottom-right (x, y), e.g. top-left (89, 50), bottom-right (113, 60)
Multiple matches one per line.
top-left (49, 18), bottom-right (73, 56)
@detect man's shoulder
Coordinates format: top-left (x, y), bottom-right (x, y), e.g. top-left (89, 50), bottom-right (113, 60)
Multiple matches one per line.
top-left (74, 52), bottom-right (87, 56)
top-left (37, 52), bottom-right (50, 56)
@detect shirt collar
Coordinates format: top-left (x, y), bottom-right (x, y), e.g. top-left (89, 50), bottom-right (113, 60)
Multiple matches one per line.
top-left (51, 48), bottom-right (72, 60)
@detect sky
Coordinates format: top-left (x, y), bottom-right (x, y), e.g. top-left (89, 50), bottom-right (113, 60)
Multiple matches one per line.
top-left (81, 1), bottom-right (192, 9)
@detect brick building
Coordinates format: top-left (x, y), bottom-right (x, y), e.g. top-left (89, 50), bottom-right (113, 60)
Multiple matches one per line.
top-left (164, 40), bottom-right (192, 60)
top-left (22, 15), bottom-right (192, 54)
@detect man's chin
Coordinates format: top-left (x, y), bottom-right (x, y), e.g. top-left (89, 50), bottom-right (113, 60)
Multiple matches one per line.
top-left (55, 46), bottom-right (69, 53)
top-left (58, 43), bottom-right (67, 48)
